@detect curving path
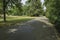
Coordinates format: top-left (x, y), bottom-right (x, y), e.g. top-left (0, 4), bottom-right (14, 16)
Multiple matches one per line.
top-left (0, 16), bottom-right (58, 40)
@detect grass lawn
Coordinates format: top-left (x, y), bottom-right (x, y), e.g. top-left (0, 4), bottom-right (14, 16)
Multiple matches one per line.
top-left (0, 16), bottom-right (35, 27)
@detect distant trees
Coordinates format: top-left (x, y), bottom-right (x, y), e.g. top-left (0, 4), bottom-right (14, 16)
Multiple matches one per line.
top-left (25, 0), bottom-right (43, 16)
top-left (1, 0), bottom-right (44, 18)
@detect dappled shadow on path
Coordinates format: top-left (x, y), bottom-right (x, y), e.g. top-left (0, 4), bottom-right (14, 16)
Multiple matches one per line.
top-left (0, 17), bottom-right (58, 40)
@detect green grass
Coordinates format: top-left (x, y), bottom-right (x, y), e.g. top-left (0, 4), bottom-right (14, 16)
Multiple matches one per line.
top-left (0, 16), bottom-right (35, 27)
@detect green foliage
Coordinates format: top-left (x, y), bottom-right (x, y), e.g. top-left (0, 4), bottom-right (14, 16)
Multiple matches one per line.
top-left (24, 0), bottom-right (43, 16)
top-left (7, 0), bottom-right (22, 15)
top-left (44, 0), bottom-right (60, 23)
top-left (0, 0), bottom-right (3, 14)
top-left (0, 0), bottom-right (44, 16)
top-left (44, 0), bottom-right (60, 34)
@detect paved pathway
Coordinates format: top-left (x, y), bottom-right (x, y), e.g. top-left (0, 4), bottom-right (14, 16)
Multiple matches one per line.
top-left (0, 16), bottom-right (58, 40)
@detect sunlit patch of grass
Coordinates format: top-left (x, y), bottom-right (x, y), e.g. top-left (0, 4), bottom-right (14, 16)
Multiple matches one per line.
top-left (0, 16), bottom-right (35, 27)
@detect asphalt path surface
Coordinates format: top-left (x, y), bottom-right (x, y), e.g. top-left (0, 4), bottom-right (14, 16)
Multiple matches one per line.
top-left (0, 16), bottom-right (58, 40)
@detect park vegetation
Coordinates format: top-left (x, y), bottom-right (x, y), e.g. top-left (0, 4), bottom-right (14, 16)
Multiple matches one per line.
top-left (0, 0), bottom-right (60, 35)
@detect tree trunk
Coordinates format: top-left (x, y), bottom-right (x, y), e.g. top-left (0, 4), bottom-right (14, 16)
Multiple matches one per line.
top-left (3, 0), bottom-right (6, 22)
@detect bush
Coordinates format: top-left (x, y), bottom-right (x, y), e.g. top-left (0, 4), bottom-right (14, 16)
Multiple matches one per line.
top-left (31, 14), bottom-right (40, 17)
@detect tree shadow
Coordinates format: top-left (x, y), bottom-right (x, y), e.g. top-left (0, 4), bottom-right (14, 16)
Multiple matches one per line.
top-left (0, 19), bottom-right (58, 40)
top-left (54, 21), bottom-right (60, 37)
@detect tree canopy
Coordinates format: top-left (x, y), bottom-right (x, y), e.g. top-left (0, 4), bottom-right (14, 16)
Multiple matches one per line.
top-left (44, 0), bottom-right (60, 23)
top-left (25, 0), bottom-right (43, 16)
top-left (44, 0), bottom-right (60, 33)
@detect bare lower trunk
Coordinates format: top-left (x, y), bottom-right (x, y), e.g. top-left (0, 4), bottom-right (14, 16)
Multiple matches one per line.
top-left (3, 0), bottom-right (6, 22)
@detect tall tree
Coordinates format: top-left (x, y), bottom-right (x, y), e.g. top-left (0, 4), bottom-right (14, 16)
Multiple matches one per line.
top-left (44, 0), bottom-right (56, 23)
top-left (3, 0), bottom-right (7, 22)
top-left (2, 0), bottom-right (22, 22)
top-left (2, 0), bottom-right (12, 22)
top-left (44, 0), bottom-right (60, 23)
